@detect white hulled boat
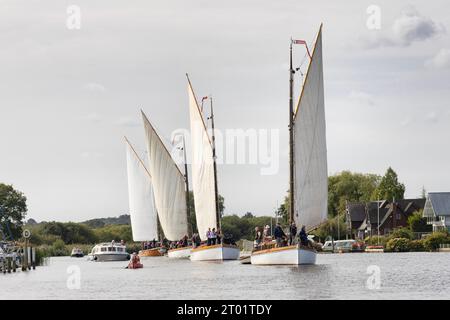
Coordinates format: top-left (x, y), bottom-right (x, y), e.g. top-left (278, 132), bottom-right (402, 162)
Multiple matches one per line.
top-left (90, 242), bottom-right (130, 262)
top-left (251, 24), bottom-right (328, 265)
top-left (186, 75), bottom-right (240, 261)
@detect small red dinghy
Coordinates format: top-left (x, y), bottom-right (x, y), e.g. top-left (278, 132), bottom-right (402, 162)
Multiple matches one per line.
top-left (127, 252), bottom-right (143, 269)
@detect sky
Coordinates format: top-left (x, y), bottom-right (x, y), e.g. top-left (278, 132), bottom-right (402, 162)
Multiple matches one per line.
top-left (1, 0), bottom-right (449, 222)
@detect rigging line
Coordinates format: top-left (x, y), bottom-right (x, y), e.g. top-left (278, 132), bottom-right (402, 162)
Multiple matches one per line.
top-left (186, 74), bottom-right (215, 149)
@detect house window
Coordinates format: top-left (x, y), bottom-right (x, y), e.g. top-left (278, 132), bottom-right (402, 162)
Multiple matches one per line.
top-left (396, 213), bottom-right (401, 220)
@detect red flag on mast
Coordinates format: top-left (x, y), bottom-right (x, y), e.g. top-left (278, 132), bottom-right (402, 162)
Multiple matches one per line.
top-left (292, 39), bottom-right (311, 59)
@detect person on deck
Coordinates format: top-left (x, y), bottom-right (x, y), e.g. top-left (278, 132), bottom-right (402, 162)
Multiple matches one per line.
top-left (194, 233), bottom-right (201, 248)
top-left (181, 235), bottom-right (188, 247)
top-left (206, 228), bottom-right (212, 246)
top-left (263, 225), bottom-right (271, 241)
top-left (211, 228), bottom-right (217, 245)
top-left (299, 225), bottom-right (309, 247)
top-left (289, 222), bottom-right (297, 246)
top-left (274, 223), bottom-right (286, 247)
top-left (216, 228), bottom-right (222, 245)
top-left (254, 227), bottom-right (263, 248)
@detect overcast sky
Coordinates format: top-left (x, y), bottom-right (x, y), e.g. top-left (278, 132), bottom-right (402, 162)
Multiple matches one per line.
top-left (1, 0), bottom-right (449, 222)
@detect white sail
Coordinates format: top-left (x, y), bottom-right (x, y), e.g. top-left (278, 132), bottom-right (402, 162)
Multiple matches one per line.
top-left (187, 81), bottom-right (217, 241)
top-left (142, 112), bottom-right (188, 241)
top-left (293, 26), bottom-right (328, 230)
top-left (125, 138), bottom-right (158, 241)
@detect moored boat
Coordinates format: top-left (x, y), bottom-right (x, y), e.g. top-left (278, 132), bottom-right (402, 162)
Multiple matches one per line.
top-left (190, 244), bottom-right (240, 261)
top-left (365, 245), bottom-right (384, 253)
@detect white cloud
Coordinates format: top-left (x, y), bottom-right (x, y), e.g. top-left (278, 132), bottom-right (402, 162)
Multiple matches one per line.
top-left (425, 49), bottom-right (450, 68)
top-left (84, 82), bottom-right (106, 92)
top-left (392, 7), bottom-right (445, 46)
top-left (349, 90), bottom-right (374, 107)
top-left (361, 7), bottom-right (445, 49)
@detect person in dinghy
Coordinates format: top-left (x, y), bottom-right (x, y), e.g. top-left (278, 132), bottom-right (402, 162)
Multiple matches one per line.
top-left (127, 252), bottom-right (143, 269)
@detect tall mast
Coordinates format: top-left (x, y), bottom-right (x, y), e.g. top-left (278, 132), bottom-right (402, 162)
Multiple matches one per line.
top-left (181, 135), bottom-right (192, 236)
top-left (210, 97), bottom-right (221, 230)
top-left (289, 39), bottom-right (295, 224)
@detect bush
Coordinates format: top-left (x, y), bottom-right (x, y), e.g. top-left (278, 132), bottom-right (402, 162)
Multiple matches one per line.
top-left (364, 236), bottom-right (388, 246)
top-left (424, 232), bottom-right (450, 251)
top-left (125, 242), bottom-right (142, 254)
top-left (409, 239), bottom-right (426, 252)
top-left (93, 224), bottom-right (132, 243)
top-left (386, 238), bottom-right (411, 252)
top-left (388, 227), bottom-right (413, 240)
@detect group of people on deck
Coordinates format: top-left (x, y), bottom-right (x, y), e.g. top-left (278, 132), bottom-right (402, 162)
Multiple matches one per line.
top-left (206, 228), bottom-right (221, 246)
top-left (168, 235), bottom-right (190, 249)
top-left (142, 239), bottom-right (160, 250)
top-left (254, 222), bottom-right (310, 249)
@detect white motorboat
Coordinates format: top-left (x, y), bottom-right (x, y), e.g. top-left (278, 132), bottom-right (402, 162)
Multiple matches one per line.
top-left (70, 247), bottom-right (84, 258)
top-left (90, 242), bottom-right (130, 262)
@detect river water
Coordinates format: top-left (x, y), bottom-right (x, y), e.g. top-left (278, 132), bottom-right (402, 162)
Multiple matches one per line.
top-left (1, 252), bottom-right (449, 299)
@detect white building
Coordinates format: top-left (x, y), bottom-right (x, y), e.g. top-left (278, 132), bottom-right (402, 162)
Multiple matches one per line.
top-left (423, 192), bottom-right (450, 232)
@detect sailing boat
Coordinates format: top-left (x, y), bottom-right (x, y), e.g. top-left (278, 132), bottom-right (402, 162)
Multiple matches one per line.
top-left (124, 137), bottom-right (163, 257)
top-left (141, 111), bottom-right (192, 258)
top-left (251, 24), bottom-right (328, 265)
top-left (186, 75), bottom-right (240, 261)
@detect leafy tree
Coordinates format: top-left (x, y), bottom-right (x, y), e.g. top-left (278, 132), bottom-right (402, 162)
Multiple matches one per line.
top-left (407, 210), bottom-right (431, 233)
top-left (328, 171), bottom-right (380, 217)
top-left (93, 224), bottom-right (132, 243)
top-left (371, 167), bottom-right (405, 201)
top-left (39, 221), bottom-right (97, 244)
top-left (421, 186), bottom-right (427, 199)
top-left (310, 214), bottom-right (347, 241)
top-left (275, 195), bottom-right (289, 224)
top-left (0, 183), bottom-right (28, 240)
top-left (221, 214), bottom-right (273, 240)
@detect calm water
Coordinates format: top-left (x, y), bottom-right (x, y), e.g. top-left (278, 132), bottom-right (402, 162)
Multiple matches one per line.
top-left (1, 252), bottom-right (449, 299)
